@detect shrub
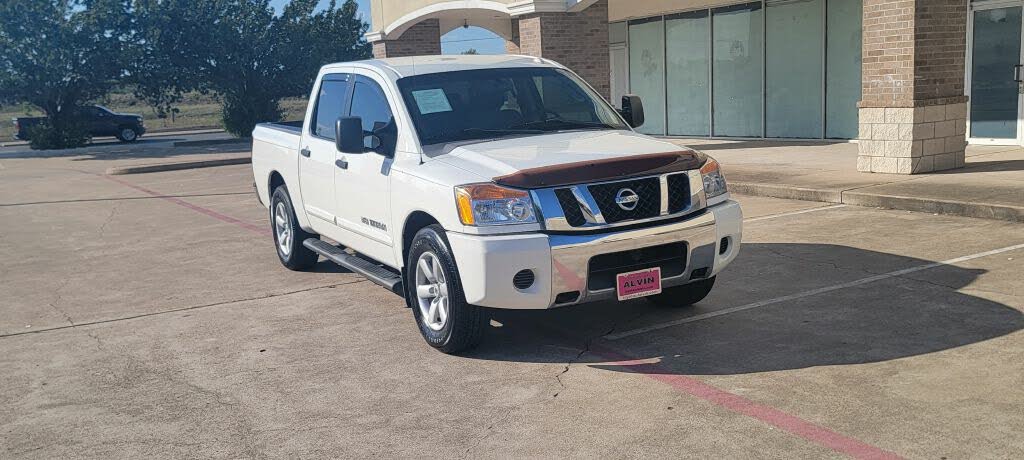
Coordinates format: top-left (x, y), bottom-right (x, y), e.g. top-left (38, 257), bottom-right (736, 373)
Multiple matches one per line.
top-left (222, 96), bottom-right (283, 138)
top-left (26, 121), bottom-right (91, 150)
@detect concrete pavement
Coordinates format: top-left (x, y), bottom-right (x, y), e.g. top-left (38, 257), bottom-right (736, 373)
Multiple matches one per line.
top-left (667, 139), bottom-right (1024, 222)
top-left (1, 150), bottom-right (1022, 458)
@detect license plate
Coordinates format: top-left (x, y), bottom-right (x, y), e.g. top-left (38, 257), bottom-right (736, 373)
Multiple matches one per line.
top-left (616, 267), bottom-right (662, 301)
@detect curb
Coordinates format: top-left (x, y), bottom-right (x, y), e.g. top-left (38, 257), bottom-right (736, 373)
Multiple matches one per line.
top-left (106, 156), bottom-right (251, 175)
top-left (732, 181), bottom-right (1023, 223)
top-left (729, 182), bottom-right (843, 204)
top-left (842, 191), bottom-right (1024, 223)
top-left (173, 138), bottom-right (250, 148)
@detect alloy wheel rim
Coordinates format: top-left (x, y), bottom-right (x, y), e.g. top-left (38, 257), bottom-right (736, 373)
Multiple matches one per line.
top-left (122, 128), bottom-right (136, 140)
top-left (414, 251), bottom-right (449, 331)
top-left (274, 202), bottom-right (291, 256)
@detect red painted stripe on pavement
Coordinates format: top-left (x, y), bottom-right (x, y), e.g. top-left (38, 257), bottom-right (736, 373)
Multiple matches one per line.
top-left (102, 175), bottom-right (270, 236)
top-left (590, 344), bottom-right (903, 460)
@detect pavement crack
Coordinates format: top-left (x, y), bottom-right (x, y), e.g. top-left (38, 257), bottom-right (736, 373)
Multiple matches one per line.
top-left (46, 278), bottom-right (75, 328)
top-left (461, 406), bottom-right (514, 458)
top-left (553, 315), bottom-right (638, 398)
top-left (97, 202), bottom-right (120, 238)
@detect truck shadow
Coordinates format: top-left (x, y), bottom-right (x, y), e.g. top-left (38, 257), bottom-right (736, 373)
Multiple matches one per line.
top-left (469, 243), bottom-right (1024, 376)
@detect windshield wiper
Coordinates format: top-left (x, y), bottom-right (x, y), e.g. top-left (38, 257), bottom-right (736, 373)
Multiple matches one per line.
top-left (512, 119), bottom-right (616, 131)
top-left (421, 127), bottom-right (545, 145)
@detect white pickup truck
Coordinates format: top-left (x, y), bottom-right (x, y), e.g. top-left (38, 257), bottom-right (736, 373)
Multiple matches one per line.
top-left (252, 55), bottom-right (742, 353)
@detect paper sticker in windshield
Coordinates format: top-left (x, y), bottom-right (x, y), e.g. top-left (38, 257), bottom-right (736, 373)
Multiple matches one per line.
top-left (411, 89), bottom-right (453, 114)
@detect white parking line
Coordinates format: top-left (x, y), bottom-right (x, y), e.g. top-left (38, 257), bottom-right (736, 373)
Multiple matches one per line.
top-left (606, 242), bottom-right (1024, 340)
top-left (744, 204), bottom-right (846, 222)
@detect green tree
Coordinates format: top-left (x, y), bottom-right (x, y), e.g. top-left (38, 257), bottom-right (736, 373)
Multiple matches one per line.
top-left (0, 0), bottom-right (131, 149)
top-left (134, 0), bottom-right (371, 137)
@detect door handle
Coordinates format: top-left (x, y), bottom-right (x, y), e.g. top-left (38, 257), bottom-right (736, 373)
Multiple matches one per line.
top-left (1015, 65), bottom-right (1023, 83)
top-left (300, 148), bottom-right (311, 157)
top-left (335, 159), bottom-right (348, 169)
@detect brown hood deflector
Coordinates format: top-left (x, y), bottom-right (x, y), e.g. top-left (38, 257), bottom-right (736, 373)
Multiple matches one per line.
top-left (492, 150), bottom-right (706, 189)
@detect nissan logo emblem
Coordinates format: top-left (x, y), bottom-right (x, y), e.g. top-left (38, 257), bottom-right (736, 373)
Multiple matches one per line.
top-left (615, 188), bottom-right (640, 211)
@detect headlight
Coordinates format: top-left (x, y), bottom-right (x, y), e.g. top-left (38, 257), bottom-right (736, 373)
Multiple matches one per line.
top-left (454, 183), bottom-right (536, 226)
top-left (700, 156), bottom-right (728, 199)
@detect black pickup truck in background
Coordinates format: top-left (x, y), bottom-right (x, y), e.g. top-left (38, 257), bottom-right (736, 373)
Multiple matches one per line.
top-left (13, 105), bottom-right (146, 143)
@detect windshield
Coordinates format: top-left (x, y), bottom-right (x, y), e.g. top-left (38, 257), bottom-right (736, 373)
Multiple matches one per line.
top-left (397, 67), bottom-right (629, 146)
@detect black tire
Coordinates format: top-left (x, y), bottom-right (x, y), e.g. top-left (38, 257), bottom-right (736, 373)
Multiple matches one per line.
top-left (405, 225), bottom-right (487, 354)
top-left (116, 126), bottom-right (139, 143)
top-left (270, 185), bottom-right (319, 270)
top-left (646, 276), bottom-right (716, 307)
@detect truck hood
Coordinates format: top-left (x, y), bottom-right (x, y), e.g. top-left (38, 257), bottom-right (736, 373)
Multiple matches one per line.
top-left (434, 130), bottom-right (700, 187)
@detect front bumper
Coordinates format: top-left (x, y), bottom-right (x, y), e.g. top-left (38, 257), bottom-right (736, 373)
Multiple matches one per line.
top-left (447, 199), bottom-right (742, 309)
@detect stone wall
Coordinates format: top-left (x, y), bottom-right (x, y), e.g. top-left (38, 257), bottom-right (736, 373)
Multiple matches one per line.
top-left (857, 102), bottom-right (967, 174)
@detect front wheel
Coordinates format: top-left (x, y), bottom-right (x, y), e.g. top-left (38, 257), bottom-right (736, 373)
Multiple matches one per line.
top-left (646, 276), bottom-right (716, 307)
top-left (116, 126), bottom-right (139, 143)
top-left (406, 225), bottom-right (487, 354)
top-left (270, 185), bottom-right (319, 270)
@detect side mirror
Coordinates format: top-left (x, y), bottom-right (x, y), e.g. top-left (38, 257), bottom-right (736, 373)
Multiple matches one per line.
top-left (335, 116), bottom-right (364, 153)
top-left (620, 94), bottom-right (645, 128)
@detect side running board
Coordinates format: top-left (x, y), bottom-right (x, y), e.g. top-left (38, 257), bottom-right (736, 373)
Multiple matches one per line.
top-left (303, 238), bottom-right (404, 296)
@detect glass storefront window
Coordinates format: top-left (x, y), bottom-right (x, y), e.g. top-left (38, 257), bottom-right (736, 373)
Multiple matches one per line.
top-left (712, 2), bottom-right (764, 137)
top-left (628, 18), bottom-right (666, 135)
top-left (666, 11), bottom-right (711, 136)
top-left (623, 0), bottom-right (861, 140)
top-left (766, 0), bottom-right (823, 138)
top-left (969, 6), bottom-right (1022, 139)
top-left (826, 0), bottom-right (863, 139)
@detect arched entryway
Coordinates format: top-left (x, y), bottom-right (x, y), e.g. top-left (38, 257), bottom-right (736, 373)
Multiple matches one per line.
top-left (366, 0), bottom-right (610, 99)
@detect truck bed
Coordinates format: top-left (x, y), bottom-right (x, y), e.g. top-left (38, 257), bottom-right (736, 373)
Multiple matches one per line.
top-left (253, 121), bottom-right (303, 149)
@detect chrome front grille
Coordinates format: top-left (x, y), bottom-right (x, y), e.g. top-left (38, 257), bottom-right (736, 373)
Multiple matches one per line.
top-left (531, 170), bottom-right (707, 232)
top-left (587, 177), bottom-right (661, 223)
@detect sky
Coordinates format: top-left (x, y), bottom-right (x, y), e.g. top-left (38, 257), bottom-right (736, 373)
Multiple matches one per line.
top-left (268, 0), bottom-right (506, 55)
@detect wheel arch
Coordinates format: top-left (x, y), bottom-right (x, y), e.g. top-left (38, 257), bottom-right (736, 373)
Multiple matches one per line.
top-left (268, 170), bottom-right (285, 194)
top-left (401, 211), bottom-right (441, 268)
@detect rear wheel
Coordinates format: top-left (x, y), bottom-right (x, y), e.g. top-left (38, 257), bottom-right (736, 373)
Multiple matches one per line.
top-left (116, 126), bottom-right (139, 143)
top-left (646, 276), bottom-right (716, 307)
top-left (270, 185), bottom-right (319, 270)
top-left (406, 225), bottom-right (487, 353)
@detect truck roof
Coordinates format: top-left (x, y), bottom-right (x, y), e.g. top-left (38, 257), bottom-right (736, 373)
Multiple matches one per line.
top-left (335, 54), bottom-right (564, 78)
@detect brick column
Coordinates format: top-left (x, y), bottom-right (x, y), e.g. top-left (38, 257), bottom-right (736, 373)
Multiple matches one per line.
top-left (857, 0), bottom-right (968, 174)
top-left (371, 19), bottom-right (442, 59)
top-left (506, 1), bottom-right (610, 99)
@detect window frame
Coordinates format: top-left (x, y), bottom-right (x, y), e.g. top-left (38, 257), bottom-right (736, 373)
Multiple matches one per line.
top-left (347, 74), bottom-right (398, 156)
top-left (309, 73), bottom-right (354, 142)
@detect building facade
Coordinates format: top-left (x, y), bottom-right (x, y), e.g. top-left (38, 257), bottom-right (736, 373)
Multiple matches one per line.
top-left (367, 0), bottom-right (1023, 174)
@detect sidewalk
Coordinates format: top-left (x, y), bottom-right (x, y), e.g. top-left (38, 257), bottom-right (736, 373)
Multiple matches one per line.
top-left (663, 138), bottom-right (1024, 222)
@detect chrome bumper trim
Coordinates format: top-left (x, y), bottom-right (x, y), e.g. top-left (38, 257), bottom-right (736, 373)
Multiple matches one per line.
top-left (547, 209), bottom-right (718, 307)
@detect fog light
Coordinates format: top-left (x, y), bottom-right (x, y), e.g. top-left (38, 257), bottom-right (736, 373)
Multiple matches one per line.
top-left (513, 269), bottom-right (535, 290)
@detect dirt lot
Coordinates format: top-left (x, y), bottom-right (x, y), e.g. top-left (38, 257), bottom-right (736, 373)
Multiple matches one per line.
top-left (1, 142), bottom-right (1022, 458)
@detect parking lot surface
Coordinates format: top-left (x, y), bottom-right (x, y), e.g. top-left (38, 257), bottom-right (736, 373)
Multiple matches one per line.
top-left (1, 150), bottom-right (1022, 458)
